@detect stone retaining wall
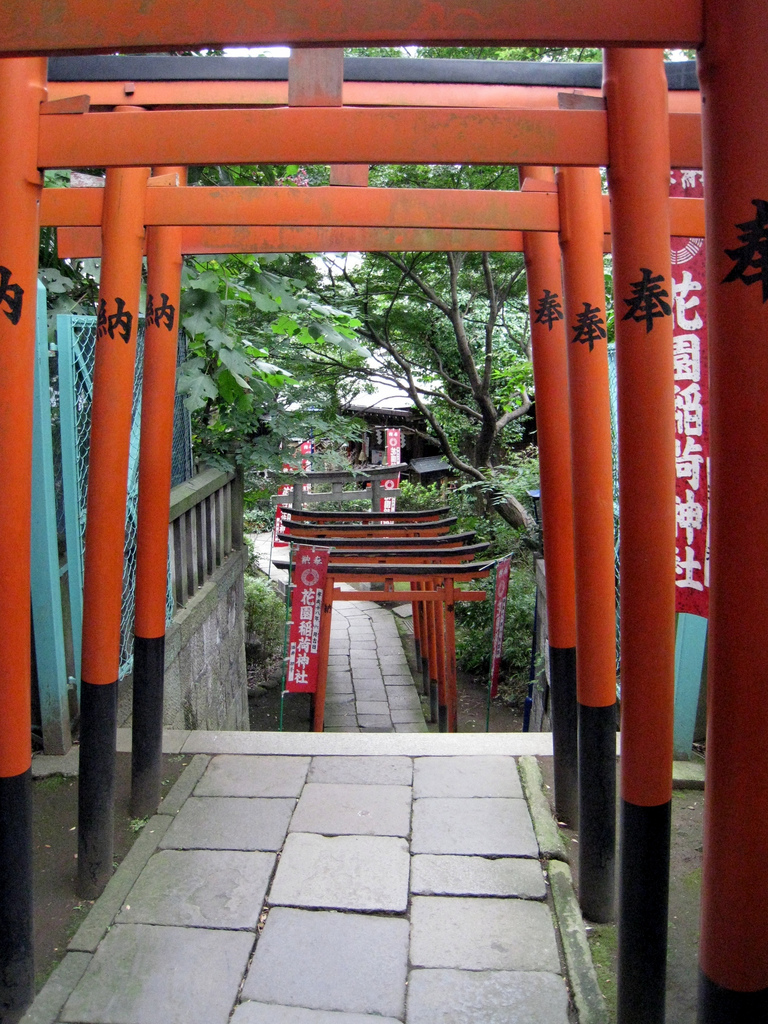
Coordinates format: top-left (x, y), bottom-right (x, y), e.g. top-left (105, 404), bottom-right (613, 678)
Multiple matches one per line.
top-left (162, 545), bottom-right (249, 731)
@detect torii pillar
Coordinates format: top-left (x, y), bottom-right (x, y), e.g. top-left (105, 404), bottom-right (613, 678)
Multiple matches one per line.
top-left (131, 167), bottom-right (186, 817)
top-left (557, 165), bottom-right (617, 925)
top-left (520, 166), bottom-right (578, 827)
top-left (0, 57), bottom-right (47, 1024)
top-left (698, 2), bottom-right (768, 1017)
top-left (77, 159), bottom-right (149, 897)
top-left (603, 49), bottom-right (677, 1024)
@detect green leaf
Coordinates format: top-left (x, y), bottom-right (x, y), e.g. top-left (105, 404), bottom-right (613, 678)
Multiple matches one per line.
top-left (177, 370), bottom-right (219, 411)
top-left (219, 346), bottom-right (253, 382)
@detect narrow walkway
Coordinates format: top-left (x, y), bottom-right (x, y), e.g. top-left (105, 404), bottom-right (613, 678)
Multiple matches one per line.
top-left (251, 532), bottom-right (429, 734)
top-left (26, 735), bottom-right (573, 1024)
top-left (325, 601), bottom-right (427, 733)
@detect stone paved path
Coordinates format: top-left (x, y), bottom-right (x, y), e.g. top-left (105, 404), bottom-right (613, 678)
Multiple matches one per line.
top-left (325, 601), bottom-right (427, 733)
top-left (27, 742), bottom-right (572, 1024)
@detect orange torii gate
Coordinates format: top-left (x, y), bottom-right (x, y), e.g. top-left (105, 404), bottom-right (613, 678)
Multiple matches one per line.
top-left (0, 5), bottom-right (765, 1022)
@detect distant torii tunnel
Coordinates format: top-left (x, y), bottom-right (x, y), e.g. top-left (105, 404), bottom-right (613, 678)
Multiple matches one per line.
top-left (0, 6), bottom-right (766, 1023)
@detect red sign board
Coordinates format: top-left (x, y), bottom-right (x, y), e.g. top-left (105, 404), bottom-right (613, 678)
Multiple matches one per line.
top-left (380, 429), bottom-right (401, 513)
top-left (285, 546), bottom-right (330, 693)
top-left (490, 555), bottom-right (512, 698)
top-left (670, 169), bottom-right (709, 617)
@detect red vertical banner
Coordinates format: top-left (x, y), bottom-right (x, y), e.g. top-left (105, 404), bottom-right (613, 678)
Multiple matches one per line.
top-left (380, 428), bottom-right (401, 513)
top-left (670, 169), bottom-right (709, 617)
top-left (285, 546), bottom-right (330, 693)
top-left (490, 555), bottom-right (512, 698)
top-left (273, 471), bottom-right (293, 548)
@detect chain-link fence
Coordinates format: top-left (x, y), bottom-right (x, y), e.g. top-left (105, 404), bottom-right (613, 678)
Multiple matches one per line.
top-left (56, 315), bottom-right (193, 679)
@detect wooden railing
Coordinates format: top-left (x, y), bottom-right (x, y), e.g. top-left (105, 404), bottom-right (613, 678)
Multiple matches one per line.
top-left (168, 466), bottom-right (242, 610)
top-left (271, 464), bottom-right (408, 511)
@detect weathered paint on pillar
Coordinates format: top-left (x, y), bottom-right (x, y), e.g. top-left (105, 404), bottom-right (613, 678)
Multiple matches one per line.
top-left (557, 165), bottom-right (617, 924)
top-left (521, 165), bottom-right (578, 827)
top-left (0, 55), bottom-right (47, 1024)
top-left (603, 48), bottom-right (676, 1024)
top-left (131, 166), bottom-right (185, 817)
top-left (697, 3), bottom-right (768, 1017)
top-left (78, 157), bottom-right (149, 897)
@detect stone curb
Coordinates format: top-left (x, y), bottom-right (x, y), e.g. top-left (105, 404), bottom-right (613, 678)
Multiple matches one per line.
top-left (19, 951), bottom-right (93, 1024)
top-left (517, 755), bottom-right (569, 862)
top-left (672, 760), bottom-right (705, 789)
top-left (548, 860), bottom-right (610, 1024)
top-left (158, 753), bottom-right (211, 815)
top-left (67, 813), bottom-right (173, 953)
top-left (65, 755), bottom-right (212, 954)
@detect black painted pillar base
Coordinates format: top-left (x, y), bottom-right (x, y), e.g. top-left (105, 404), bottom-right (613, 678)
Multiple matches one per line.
top-left (77, 680), bottom-right (118, 899)
top-left (698, 971), bottom-right (768, 1023)
top-left (429, 681), bottom-right (438, 724)
top-left (0, 770), bottom-right (33, 1023)
top-left (617, 798), bottom-right (671, 1024)
top-left (422, 656), bottom-right (430, 699)
top-left (130, 634), bottom-right (165, 818)
top-left (438, 701), bottom-right (448, 733)
top-left (549, 646), bottom-right (578, 826)
top-left (578, 702), bottom-right (616, 923)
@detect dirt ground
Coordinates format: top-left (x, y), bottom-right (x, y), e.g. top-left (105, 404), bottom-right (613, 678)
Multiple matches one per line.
top-left (32, 752), bottom-right (190, 992)
top-left (539, 757), bottom-right (704, 1024)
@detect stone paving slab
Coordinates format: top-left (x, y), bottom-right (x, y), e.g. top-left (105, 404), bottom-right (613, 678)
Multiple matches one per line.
top-left (410, 854), bottom-right (547, 899)
top-left (231, 1005), bottom-right (402, 1024)
top-left (386, 688), bottom-right (424, 711)
top-left (405, 969), bottom-right (571, 1024)
top-left (195, 755), bottom-right (309, 797)
top-left (410, 895), bottom-right (561, 972)
top-left (118, 850), bottom-right (276, 929)
top-left (242, 908), bottom-right (409, 1018)
top-left (412, 798), bottom-right (538, 856)
top-left (307, 755), bottom-right (413, 786)
top-left (61, 924), bottom-right (254, 1024)
top-left (414, 755), bottom-right (524, 799)
top-left (161, 797), bottom-right (294, 851)
top-left (268, 833), bottom-right (409, 911)
top-left (355, 700), bottom-right (390, 715)
top-left (383, 674), bottom-right (416, 686)
top-left (290, 783), bottom-right (411, 836)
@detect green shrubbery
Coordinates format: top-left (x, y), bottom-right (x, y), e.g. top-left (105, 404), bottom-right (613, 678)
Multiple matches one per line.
top-left (243, 569), bottom-right (285, 685)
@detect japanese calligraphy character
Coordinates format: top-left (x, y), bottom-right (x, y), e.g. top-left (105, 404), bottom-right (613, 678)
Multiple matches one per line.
top-left (314, 556), bottom-right (324, 566)
top-left (299, 606), bottom-right (314, 621)
top-left (97, 296), bottom-right (133, 343)
top-left (300, 590), bottom-right (315, 606)
top-left (675, 383), bottom-right (703, 437)
top-left (534, 289), bottom-right (564, 330)
top-left (622, 268), bottom-right (672, 332)
top-left (300, 554), bottom-right (311, 563)
top-left (672, 271), bottom-right (703, 331)
top-left (146, 292), bottom-right (175, 331)
top-left (293, 669), bottom-right (309, 686)
top-left (676, 489), bottom-right (704, 545)
top-left (681, 170), bottom-right (704, 190)
top-left (676, 546), bottom-right (704, 591)
top-left (298, 622), bottom-right (312, 637)
top-left (723, 199), bottom-right (768, 302)
top-left (673, 334), bottom-right (701, 383)
top-left (571, 302), bottom-right (606, 352)
top-left (297, 638), bottom-right (311, 653)
top-left (675, 437), bottom-right (704, 492)
top-left (296, 654), bottom-right (310, 670)
top-left (0, 266), bottom-right (23, 325)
